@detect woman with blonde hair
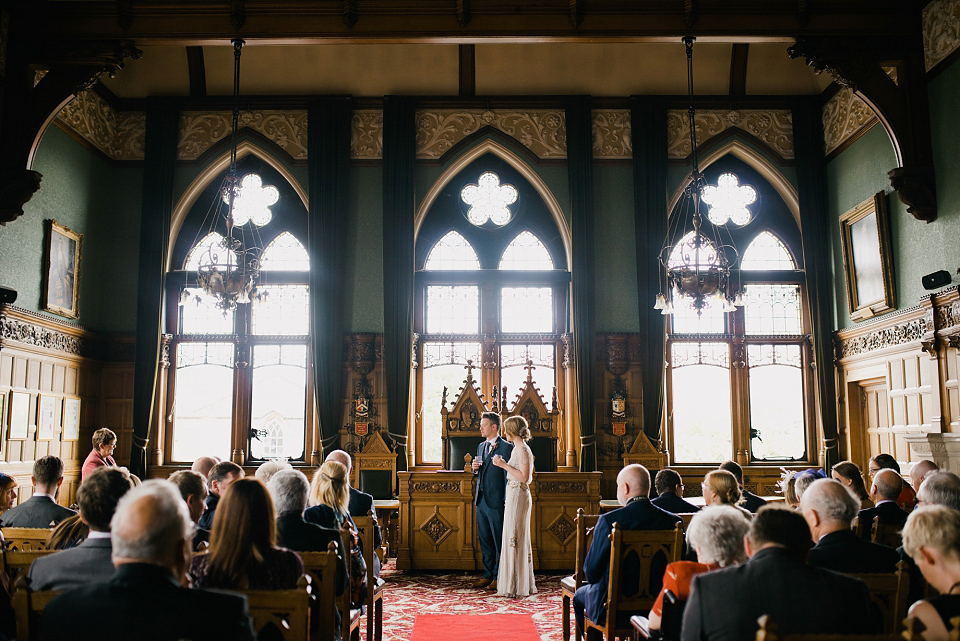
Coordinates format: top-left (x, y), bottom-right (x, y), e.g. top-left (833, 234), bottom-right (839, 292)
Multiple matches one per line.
top-left (491, 415), bottom-right (537, 598)
top-left (305, 460), bottom-right (351, 529)
top-left (831, 461), bottom-right (874, 509)
top-left (902, 505), bottom-right (960, 641)
top-left (701, 470), bottom-right (751, 518)
top-left (189, 477), bottom-right (303, 590)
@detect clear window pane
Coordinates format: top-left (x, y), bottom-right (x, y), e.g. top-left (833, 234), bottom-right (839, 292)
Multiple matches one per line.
top-left (741, 232), bottom-right (796, 270)
top-left (250, 345), bottom-right (307, 460)
top-left (748, 344), bottom-right (805, 460)
top-left (184, 232), bottom-right (237, 271)
top-left (501, 287), bottom-right (553, 333)
top-left (260, 232), bottom-right (309, 271)
top-left (670, 297), bottom-right (726, 334)
top-left (426, 286), bottom-right (479, 334)
top-left (500, 344), bottom-right (555, 407)
top-left (179, 288), bottom-right (235, 334)
top-left (421, 342), bottom-right (482, 465)
top-left (251, 285), bottom-right (309, 336)
top-left (424, 231), bottom-right (480, 270)
top-left (172, 343), bottom-right (234, 462)
top-left (671, 342), bottom-right (731, 463)
top-left (744, 284), bottom-right (802, 335)
top-left (499, 231), bottom-right (554, 270)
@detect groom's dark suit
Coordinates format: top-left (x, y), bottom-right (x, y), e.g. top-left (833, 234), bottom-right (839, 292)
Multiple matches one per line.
top-left (474, 436), bottom-right (514, 581)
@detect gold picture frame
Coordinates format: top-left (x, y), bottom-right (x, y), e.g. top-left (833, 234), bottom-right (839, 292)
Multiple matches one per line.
top-left (62, 396), bottom-right (81, 441)
top-left (43, 220), bottom-right (83, 319)
top-left (839, 192), bottom-right (896, 321)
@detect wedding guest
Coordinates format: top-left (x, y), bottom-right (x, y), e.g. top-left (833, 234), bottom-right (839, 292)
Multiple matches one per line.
top-left (652, 469), bottom-right (700, 514)
top-left (701, 470), bottom-right (751, 518)
top-left (168, 470), bottom-right (210, 551)
top-left (831, 461), bottom-right (874, 509)
top-left (255, 460), bottom-right (292, 485)
top-left (910, 460), bottom-right (940, 493)
top-left (869, 454), bottom-right (917, 511)
top-left (902, 506), bottom-right (960, 641)
top-left (720, 461), bottom-right (766, 513)
top-left (191, 456), bottom-right (220, 479)
top-left (81, 428), bottom-right (117, 481)
top-left (198, 460), bottom-right (243, 531)
top-left (1, 456), bottom-right (74, 527)
top-left (0, 473), bottom-right (17, 520)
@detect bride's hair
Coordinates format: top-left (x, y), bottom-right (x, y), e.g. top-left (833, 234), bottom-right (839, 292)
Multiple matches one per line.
top-left (503, 416), bottom-right (532, 442)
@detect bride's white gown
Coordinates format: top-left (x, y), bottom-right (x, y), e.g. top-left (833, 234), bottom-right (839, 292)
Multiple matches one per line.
top-left (497, 442), bottom-right (538, 597)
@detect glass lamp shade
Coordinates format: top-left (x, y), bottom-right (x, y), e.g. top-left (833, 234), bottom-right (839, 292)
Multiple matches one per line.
top-left (197, 265), bottom-right (255, 311)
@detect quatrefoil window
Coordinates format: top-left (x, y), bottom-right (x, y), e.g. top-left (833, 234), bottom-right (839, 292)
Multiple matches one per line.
top-left (222, 173), bottom-right (280, 227)
top-left (701, 172), bottom-right (757, 227)
top-left (460, 172), bottom-right (518, 227)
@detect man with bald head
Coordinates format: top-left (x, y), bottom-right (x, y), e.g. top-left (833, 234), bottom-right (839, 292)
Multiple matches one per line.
top-left (573, 464), bottom-right (680, 635)
top-left (326, 449), bottom-right (382, 578)
top-left (41, 480), bottom-right (254, 641)
top-left (859, 468), bottom-right (909, 538)
top-left (909, 460), bottom-right (939, 493)
top-left (191, 456), bottom-right (219, 479)
top-left (802, 478), bottom-right (900, 573)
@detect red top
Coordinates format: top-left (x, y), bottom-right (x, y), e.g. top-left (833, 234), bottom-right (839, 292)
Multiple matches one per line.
top-left (651, 561), bottom-right (718, 617)
top-left (897, 483), bottom-right (918, 512)
top-left (81, 449), bottom-right (116, 481)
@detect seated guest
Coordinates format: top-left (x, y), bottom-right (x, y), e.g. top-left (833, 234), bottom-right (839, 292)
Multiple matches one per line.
top-left (647, 506), bottom-right (750, 631)
top-left (191, 455), bottom-right (220, 478)
top-left (573, 464), bottom-right (680, 636)
top-left (859, 468), bottom-right (909, 538)
top-left (832, 461), bottom-right (874, 509)
top-left (255, 460), bottom-right (292, 485)
top-left (793, 469), bottom-right (825, 502)
top-left (326, 449), bottom-right (382, 578)
top-left (917, 471), bottom-right (960, 511)
top-left (719, 461), bottom-right (766, 513)
top-left (902, 506), bottom-right (960, 641)
top-left (780, 471), bottom-right (800, 509)
top-left (681, 506), bottom-right (873, 641)
top-left (652, 469), bottom-right (700, 514)
top-left (81, 428), bottom-right (117, 481)
top-left (0, 472), bottom-right (17, 520)
top-left (801, 478), bottom-right (900, 573)
top-left (46, 514), bottom-right (89, 550)
top-left (911, 461), bottom-right (942, 495)
top-left (268, 469), bottom-right (347, 594)
top-left (168, 470), bottom-right (210, 550)
top-left (29, 467), bottom-right (133, 590)
top-left (197, 460), bottom-right (243, 531)
top-left (40, 480), bottom-right (255, 641)
top-left (1, 455), bottom-right (75, 527)
top-left (870, 454), bottom-right (917, 511)
top-left (190, 478), bottom-right (304, 590)
top-left (701, 470), bottom-right (751, 518)
top-left (306, 460), bottom-right (354, 530)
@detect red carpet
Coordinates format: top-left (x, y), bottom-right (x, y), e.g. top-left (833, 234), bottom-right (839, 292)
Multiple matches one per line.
top-left (411, 614), bottom-right (541, 641)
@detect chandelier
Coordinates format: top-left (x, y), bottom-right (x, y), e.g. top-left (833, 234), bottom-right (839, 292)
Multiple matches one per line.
top-left (186, 39), bottom-right (278, 312)
top-left (655, 37), bottom-right (751, 317)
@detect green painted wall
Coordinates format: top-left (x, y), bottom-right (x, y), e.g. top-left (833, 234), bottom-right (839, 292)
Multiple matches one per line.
top-left (827, 59), bottom-right (960, 329)
top-left (593, 165), bottom-right (639, 332)
top-left (346, 166), bottom-right (384, 332)
top-left (0, 126), bottom-right (142, 333)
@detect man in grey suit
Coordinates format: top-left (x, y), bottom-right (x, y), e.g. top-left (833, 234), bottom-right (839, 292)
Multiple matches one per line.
top-left (1, 455), bottom-right (75, 527)
top-left (29, 467), bottom-right (134, 590)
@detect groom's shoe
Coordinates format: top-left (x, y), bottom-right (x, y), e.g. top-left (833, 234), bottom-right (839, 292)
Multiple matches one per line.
top-left (472, 577), bottom-right (493, 589)
top-left (487, 580), bottom-right (498, 591)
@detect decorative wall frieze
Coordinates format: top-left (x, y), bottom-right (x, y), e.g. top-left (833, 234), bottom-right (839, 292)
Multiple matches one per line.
top-left (178, 111), bottom-right (308, 161)
top-left (538, 481), bottom-right (587, 493)
top-left (837, 317), bottom-right (927, 359)
top-left (822, 86), bottom-right (878, 156)
top-left (351, 109), bottom-right (383, 160)
top-left (55, 90), bottom-right (145, 161)
top-left (591, 109), bottom-right (631, 159)
top-left (415, 109), bottom-right (567, 159)
top-left (0, 305), bottom-right (96, 358)
top-left (411, 481), bottom-right (462, 493)
top-left (667, 109), bottom-right (794, 160)
top-left (923, 0), bottom-right (960, 71)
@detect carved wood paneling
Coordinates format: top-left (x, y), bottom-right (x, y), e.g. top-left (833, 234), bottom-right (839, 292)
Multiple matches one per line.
top-left (924, 0), bottom-right (960, 71)
top-left (822, 87), bottom-right (879, 157)
top-left (667, 109), bottom-right (794, 160)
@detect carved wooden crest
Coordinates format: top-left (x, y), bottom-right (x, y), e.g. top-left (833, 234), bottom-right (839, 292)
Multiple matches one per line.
top-left (624, 430), bottom-right (667, 471)
top-left (503, 360), bottom-right (559, 438)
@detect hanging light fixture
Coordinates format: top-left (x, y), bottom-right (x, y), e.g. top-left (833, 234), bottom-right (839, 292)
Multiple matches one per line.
top-left (655, 37), bottom-right (749, 317)
top-left (185, 39), bottom-right (278, 312)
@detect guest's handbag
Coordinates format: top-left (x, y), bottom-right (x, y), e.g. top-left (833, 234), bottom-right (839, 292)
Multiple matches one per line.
top-left (349, 525), bottom-right (368, 607)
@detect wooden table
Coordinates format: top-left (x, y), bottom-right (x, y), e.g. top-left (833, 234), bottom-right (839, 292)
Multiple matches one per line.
top-left (373, 499), bottom-right (400, 558)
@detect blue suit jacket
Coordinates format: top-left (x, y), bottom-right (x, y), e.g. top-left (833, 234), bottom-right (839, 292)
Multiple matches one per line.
top-left (581, 498), bottom-right (681, 624)
top-left (473, 437), bottom-right (514, 509)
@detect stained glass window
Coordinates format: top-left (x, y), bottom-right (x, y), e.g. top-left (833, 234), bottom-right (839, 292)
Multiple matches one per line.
top-left (501, 287), bottom-right (553, 333)
top-left (250, 344), bottom-right (306, 460)
top-left (499, 232), bottom-right (554, 270)
top-left (260, 232), bottom-right (309, 271)
top-left (748, 344), bottom-right (805, 460)
top-left (701, 172), bottom-right (757, 226)
top-left (425, 231), bottom-right (480, 270)
top-left (460, 172), bottom-right (518, 227)
top-left (251, 285), bottom-right (310, 336)
top-left (744, 284), bottom-right (802, 335)
top-left (741, 232), bottom-right (796, 270)
top-left (426, 286), bottom-right (479, 334)
top-left (670, 342), bottom-right (732, 463)
top-left (500, 343), bottom-right (555, 405)
top-left (670, 297), bottom-right (726, 334)
top-left (179, 288), bottom-right (235, 335)
top-left (185, 232), bottom-right (237, 271)
top-left (421, 342), bottom-right (482, 464)
top-left (172, 343), bottom-right (234, 462)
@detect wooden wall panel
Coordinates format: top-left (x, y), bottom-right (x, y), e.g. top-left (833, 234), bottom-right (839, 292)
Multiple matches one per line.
top-left (945, 343), bottom-right (960, 432)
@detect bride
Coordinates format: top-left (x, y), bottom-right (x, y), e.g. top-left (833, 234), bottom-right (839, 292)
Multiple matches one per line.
top-left (491, 415), bottom-right (538, 598)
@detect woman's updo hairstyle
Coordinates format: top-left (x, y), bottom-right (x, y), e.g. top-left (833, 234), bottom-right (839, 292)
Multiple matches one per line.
top-left (704, 469), bottom-right (743, 506)
top-left (502, 415), bottom-right (532, 442)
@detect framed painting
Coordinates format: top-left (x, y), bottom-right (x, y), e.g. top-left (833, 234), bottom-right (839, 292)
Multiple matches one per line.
top-left (8, 391), bottom-right (30, 440)
top-left (62, 396), bottom-right (81, 441)
top-left (37, 394), bottom-right (58, 441)
top-left (839, 192), bottom-right (896, 321)
top-left (43, 220), bottom-right (83, 319)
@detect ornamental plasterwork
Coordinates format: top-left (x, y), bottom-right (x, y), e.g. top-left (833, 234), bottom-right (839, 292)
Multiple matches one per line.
top-left (0, 312), bottom-right (95, 358)
top-left (351, 109), bottom-right (383, 160)
top-left (837, 318), bottom-right (927, 358)
top-left (178, 111), bottom-right (308, 161)
top-left (667, 110), bottom-right (794, 160)
top-left (936, 300), bottom-right (960, 330)
top-left (56, 90), bottom-right (146, 161)
top-left (822, 87), bottom-right (878, 156)
top-left (415, 110), bottom-right (566, 159)
top-left (592, 109), bottom-right (631, 159)
top-left (923, 0), bottom-right (960, 71)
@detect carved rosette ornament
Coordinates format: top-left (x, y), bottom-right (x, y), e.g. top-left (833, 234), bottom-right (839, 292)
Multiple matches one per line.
top-left (421, 514), bottom-right (452, 545)
top-left (547, 514), bottom-right (576, 544)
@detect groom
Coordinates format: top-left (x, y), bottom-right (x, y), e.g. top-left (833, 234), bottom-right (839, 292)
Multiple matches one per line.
top-left (471, 411), bottom-right (514, 590)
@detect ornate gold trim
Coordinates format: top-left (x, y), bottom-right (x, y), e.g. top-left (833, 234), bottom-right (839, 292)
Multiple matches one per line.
top-left (55, 90), bottom-right (145, 161)
top-left (924, 0), bottom-right (960, 71)
top-left (667, 109), bottom-right (794, 160)
top-left (822, 87), bottom-right (878, 157)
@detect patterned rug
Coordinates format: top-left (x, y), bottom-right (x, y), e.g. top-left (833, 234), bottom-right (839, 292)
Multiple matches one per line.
top-left (410, 614), bottom-right (541, 641)
top-left (375, 560), bottom-right (567, 641)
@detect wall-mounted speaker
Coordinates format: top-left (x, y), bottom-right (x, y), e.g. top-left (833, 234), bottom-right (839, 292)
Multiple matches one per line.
top-left (0, 286), bottom-right (17, 305)
top-left (922, 270), bottom-right (952, 290)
